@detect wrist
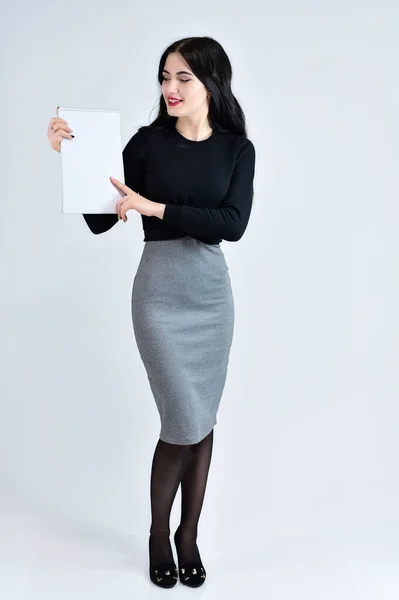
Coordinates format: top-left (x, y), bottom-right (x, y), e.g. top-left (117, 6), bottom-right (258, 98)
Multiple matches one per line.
top-left (152, 202), bottom-right (166, 219)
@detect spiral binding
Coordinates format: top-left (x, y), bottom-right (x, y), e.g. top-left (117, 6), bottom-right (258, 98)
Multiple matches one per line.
top-left (57, 107), bottom-right (119, 113)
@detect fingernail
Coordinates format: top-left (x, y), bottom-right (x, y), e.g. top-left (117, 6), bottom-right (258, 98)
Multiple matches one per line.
top-left (71, 135), bottom-right (75, 138)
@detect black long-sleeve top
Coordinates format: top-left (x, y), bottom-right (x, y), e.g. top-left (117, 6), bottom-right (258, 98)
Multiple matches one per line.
top-left (83, 120), bottom-right (256, 244)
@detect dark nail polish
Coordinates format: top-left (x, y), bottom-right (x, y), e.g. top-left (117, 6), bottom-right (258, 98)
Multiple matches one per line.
top-left (71, 135), bottom-right (75, 138)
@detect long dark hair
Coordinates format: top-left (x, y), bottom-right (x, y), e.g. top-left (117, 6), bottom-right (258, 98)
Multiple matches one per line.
top-left (138, 36), bottom-right (248, 137)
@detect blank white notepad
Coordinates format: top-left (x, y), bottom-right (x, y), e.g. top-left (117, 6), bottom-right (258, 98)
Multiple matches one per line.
top-left (58, 106), bottom-right (125, 214)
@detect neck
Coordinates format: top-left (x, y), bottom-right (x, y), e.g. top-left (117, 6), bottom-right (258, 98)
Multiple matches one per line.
top-left (175, 116), bottom-right (212, 142)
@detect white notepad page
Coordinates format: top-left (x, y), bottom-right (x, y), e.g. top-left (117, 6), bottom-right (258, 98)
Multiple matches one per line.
top-left (58, 107), bottom-right (125, 214)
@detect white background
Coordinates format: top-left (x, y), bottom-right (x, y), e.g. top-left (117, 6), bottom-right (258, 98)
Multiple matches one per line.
top-left (0, 0), bottom-right (398, 597)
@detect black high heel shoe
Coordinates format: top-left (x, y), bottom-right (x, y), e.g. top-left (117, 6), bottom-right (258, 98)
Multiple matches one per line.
top-left (148, 534), bottom-right (178, 588)
top-left (173, 525), bottom-right (207, 587)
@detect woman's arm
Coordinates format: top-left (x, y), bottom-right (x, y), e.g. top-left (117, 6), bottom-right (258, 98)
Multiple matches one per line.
top-left (82, 213), bottom-right (118, 234)
top-left (161, 138), bottom-right (255, 242)
top-left (82, 129), bottom-right (148, 235)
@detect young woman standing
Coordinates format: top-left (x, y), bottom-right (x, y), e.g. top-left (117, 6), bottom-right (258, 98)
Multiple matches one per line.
top-left (47, 36), bottom-right (255, 589)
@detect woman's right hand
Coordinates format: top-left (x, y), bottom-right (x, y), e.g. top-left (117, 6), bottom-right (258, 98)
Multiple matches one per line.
top-left (47, 116), bottom-right (74, 152)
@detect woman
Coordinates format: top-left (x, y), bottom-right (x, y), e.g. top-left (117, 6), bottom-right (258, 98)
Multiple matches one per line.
top-left (47, 36), bottom-right (255, 589)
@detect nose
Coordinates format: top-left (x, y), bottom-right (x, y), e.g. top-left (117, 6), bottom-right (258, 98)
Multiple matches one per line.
top-left (163, 81), bottom-right (178, 95)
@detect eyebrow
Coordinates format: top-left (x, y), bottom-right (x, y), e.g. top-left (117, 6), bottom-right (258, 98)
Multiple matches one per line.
top-left (162, 69), bottom-right (193, 76)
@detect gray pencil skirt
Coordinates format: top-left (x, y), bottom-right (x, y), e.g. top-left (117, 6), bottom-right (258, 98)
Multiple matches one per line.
top-left (131, 236), bottom-right (235, 445)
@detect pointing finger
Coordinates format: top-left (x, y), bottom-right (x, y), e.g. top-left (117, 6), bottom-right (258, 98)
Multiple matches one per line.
top-left (110, 177), bottom-right (130, 195)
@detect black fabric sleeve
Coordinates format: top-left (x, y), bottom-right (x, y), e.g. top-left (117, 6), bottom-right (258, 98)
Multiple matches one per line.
top-left (82, 129), bottom-right (148, 235)
top-left (162, 138), bottom-right (255, 242)
top-left (82, 213), bottom-right (118, 235)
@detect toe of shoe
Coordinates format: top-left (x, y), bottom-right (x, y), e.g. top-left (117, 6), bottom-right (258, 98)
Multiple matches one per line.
top-left (179, 564), bottom-right (206, 586)
top-left (150, 565), bottom-right (178, 587)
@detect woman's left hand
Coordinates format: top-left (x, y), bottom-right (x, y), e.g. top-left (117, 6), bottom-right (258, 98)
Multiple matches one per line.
top-left (110, 177), bottom-right (155, 221)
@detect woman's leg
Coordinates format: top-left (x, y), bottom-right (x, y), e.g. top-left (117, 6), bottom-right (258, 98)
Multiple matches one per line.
top-left (149, 438), bottom-right (190, 566)
top-left (175, 428), bottom-right (214, 564)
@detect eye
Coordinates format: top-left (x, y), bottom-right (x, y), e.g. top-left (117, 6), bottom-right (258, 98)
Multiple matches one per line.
top-left (162, 77), bottom-right (190, 83)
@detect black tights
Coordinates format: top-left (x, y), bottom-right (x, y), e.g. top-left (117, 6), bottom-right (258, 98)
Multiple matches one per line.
top-left (149, 429), bottom-right (214, 566)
